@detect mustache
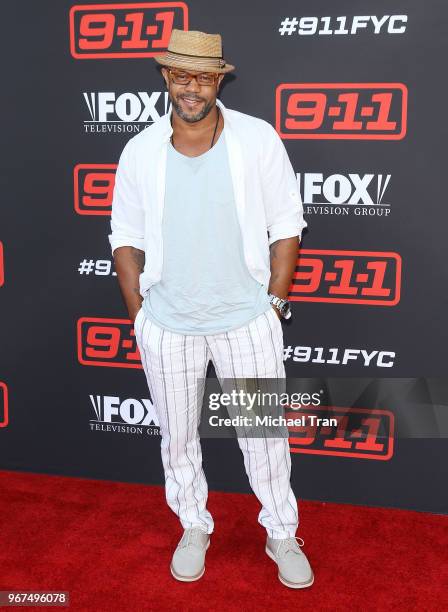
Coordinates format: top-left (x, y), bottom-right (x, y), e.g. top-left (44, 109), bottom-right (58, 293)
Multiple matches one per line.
top-left (179, 95), bottom-right (204, 102)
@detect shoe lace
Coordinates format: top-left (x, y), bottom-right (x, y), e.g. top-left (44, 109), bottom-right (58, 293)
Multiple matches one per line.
top-left (179, 528), bottom-right (207, 550)
top-left (275, 536), bottom-right (305, 559)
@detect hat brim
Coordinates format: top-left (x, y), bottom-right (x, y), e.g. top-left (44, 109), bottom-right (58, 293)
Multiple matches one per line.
top-left (154, 55), bottom-right (235, 74)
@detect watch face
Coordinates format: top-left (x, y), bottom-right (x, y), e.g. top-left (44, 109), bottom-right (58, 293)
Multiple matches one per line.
top-left (281, 302), bottom-right (291, 317)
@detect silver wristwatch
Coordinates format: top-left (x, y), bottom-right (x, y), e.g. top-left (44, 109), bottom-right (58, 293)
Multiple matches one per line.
top-left (268, 293), bottom-right (292, 320)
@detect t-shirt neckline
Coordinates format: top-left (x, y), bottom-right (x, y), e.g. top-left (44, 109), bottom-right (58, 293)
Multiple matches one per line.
top-left (169, 125), bottom-right (225, 161)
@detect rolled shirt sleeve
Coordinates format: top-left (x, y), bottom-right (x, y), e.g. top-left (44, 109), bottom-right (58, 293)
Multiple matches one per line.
top-left (261, 123), bottom-right (308, 246)
top-left (108, 139), bottom-right (145, 256)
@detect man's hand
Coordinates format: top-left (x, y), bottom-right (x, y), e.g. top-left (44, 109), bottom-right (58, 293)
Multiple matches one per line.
top-left (271, 305), bottom-right (282, 321)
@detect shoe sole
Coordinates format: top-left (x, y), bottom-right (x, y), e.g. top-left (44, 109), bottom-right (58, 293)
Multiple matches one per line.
top-left (170, 539), bottom-right (210, 582)
top-left (265, 546), bottom-right (314, 589)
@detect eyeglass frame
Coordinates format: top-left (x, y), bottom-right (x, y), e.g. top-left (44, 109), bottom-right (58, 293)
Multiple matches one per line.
top-left (167, 68), bottom-right (220, 87)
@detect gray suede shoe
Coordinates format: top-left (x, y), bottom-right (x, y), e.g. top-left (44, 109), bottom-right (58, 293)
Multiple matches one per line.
top-left (266, 536), bottom-right (314, 589)
top-left (170, 528), bottom-right (211, 582)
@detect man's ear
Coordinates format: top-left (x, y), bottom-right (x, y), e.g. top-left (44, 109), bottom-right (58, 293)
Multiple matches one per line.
top-left (161, 67), bottom-right (170, 89)
top-left (217, 74), bottom-right (225, 90)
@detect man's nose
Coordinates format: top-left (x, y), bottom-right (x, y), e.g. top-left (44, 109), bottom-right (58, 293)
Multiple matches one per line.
top-left (184, 76), bottom-right (201, 94)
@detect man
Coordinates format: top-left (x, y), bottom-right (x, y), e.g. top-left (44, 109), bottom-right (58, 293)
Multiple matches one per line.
top-left (108, 29), bottom-right (313, 589)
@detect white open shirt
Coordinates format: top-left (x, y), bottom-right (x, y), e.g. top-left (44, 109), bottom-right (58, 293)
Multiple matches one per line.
top-left (108, 98), bottom-right (308, 299)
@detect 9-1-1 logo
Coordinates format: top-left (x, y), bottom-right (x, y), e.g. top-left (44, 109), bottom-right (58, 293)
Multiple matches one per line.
top-left (290, 249), bottom-right (402, 306)
top-left (276, 83), bottom-right (407, 140)
top-left (0, 382), bottom-right (8, 428)
top-left (0, 241), bottom-right (4, 287)
top-left (287, 405), bottom-right (394, 461)
top-left (74, 164), bottom-right (116, 215)
top-left (78, 317), bottom-right (143, 368)
top-left (69, 2), bottom-right (188, 58)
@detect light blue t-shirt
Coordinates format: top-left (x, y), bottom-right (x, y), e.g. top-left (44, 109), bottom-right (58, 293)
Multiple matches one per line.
top-left (142, 126), bottom-right (271, 335)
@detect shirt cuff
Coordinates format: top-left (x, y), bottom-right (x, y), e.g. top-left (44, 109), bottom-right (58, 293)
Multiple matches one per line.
top-left (109, 235), bottom-right (145, 255)
top-left (268, 219), bottom-right (308, 246)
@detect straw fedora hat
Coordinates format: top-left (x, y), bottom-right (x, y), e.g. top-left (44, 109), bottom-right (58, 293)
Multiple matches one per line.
top-left (154, 29), bottom-right (235, 74)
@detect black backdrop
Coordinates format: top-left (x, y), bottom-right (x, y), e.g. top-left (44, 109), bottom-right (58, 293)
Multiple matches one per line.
top-left (1, 0), bottom-right (447, 514)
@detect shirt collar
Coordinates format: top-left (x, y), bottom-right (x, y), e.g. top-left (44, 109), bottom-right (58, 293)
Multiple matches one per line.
top-left (161, 98), bottom-right (227, 142)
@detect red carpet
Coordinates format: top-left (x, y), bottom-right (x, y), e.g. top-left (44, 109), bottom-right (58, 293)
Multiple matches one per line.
top-left (0, 469), bottom-right (446, 611)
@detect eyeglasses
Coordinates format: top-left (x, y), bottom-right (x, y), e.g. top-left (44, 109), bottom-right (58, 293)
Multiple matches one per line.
top-left (168, 69), bottom-right (219, 86)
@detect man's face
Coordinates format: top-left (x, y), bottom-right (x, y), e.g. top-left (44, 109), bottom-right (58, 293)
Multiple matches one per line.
top-left (162, 67), bottom-right (224, 123)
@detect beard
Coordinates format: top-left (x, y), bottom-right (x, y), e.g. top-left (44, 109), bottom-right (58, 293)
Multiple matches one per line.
top-left (170, 93), bottom-right (214, 123)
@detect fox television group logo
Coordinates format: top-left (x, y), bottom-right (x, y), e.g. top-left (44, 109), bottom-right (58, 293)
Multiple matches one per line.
top-left (298, 172), bottom-right (392, 217)
top-left (89, 394), bottom-right (160, 435)
top-left (83, 91), bottom-right (170, 132)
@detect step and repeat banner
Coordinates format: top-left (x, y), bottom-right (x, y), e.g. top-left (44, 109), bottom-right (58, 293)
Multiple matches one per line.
top-left (1, 1), bottom-right (447, 514)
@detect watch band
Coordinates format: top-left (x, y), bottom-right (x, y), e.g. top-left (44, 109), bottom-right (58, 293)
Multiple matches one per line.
top-left (268, 293), bottom-right (292, 320)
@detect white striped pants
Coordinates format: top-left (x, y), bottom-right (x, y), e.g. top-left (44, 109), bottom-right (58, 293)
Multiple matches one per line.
top-left (134, 305), bottom-right (298, 539)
